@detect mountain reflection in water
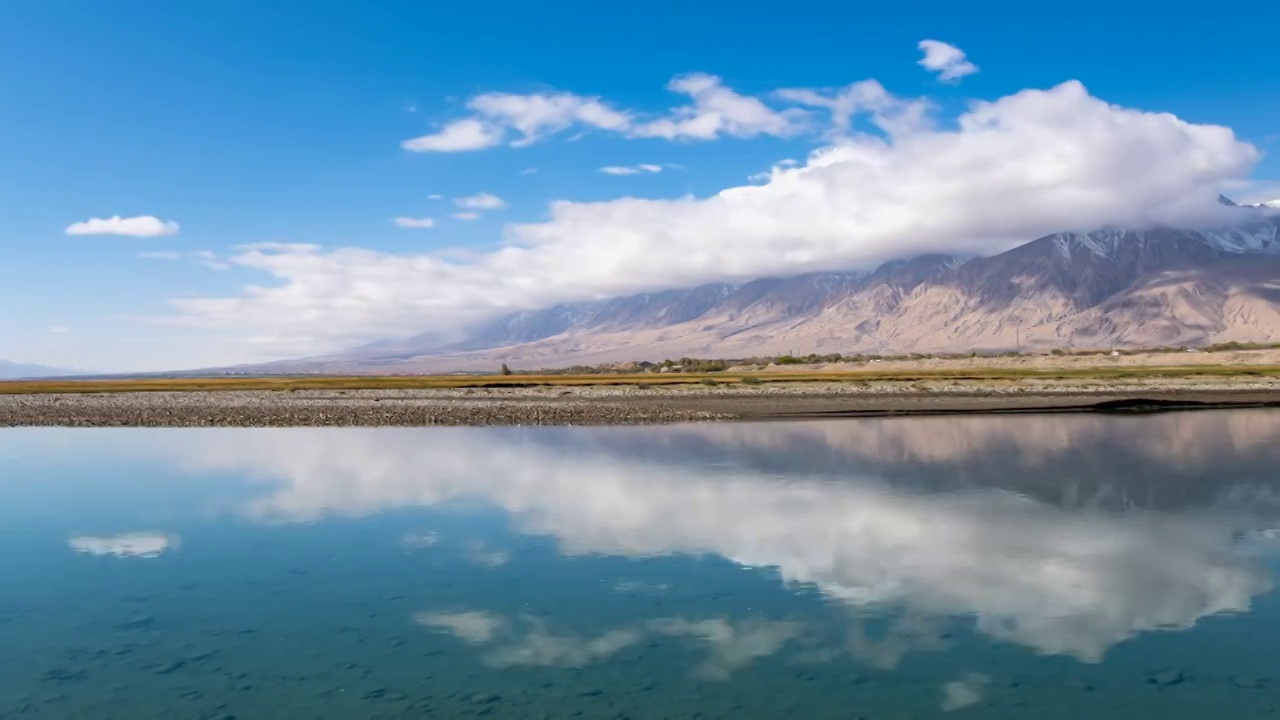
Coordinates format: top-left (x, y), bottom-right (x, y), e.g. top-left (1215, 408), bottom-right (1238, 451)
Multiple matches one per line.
top-left (169, 411), bottom-right (1280, 664)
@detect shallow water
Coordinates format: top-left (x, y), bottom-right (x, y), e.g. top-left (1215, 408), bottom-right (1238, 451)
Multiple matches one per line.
top-left (2, 411), bottom-right (1280, 719)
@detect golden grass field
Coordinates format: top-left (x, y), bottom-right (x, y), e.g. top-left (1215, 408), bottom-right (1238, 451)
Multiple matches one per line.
top-left (4, 363), bottom-right (1280, 395)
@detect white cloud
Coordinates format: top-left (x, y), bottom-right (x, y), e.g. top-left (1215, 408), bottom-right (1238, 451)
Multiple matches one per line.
top-left (194, 250), bottom-right (230, 271)
top-left (139, 250), bottom-right (228, 270)
top-left (427, 194), bottom-right (444, 200)
top-left (451, 212), bottom-right (480, 221)
top-left (918, 40), bottom-right (979, 83)
top-left (170, 80), bottom-right (1259, 354)
top-left (467, 92), bottom-right (632, 147)
top-left (48, 326), bottom-right (68, 334)
top-left (393, 216), bottom-right (436, 229)
top-left (402, 118), bottom-right (504, 152)
top-left (454, 192), bottom-right (506, 210)
top-left (630, 73), bottom-right (806, 140)
top-left (777, 79), bottom-right (931, 136)
top-left (600, 163), bottom-right (672, 175)
top-left (1228, 179), bottom-right (1280, 206)
top-left (69, 532), bottom-right (177, 558)
top-left (401, 73), bottom-right (805, 151)
top-left (403, 93), bottom-right (631, 152)
top-left (520, 168), bottom-right (538, 175)
top-left (66, 215), bottom-right (179, 237)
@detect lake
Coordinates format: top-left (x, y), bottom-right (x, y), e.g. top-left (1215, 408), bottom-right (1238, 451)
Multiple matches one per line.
top-left (2, 411), bottom-right (1279, 718)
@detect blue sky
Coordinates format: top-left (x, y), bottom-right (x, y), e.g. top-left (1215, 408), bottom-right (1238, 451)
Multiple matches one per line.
top-left (2, 0), bottom-right (1278, 371)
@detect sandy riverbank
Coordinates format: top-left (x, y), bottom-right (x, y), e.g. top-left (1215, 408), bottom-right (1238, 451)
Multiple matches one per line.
top-left (5, 376), bottom-right (1280, 427)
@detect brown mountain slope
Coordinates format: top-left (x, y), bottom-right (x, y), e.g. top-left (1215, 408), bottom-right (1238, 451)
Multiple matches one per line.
top-left (264, 214), bottom-right (1280, 373)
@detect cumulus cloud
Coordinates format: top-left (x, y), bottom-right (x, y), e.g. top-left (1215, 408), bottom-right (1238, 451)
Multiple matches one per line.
top-left (403, 93), bottom-right (630, 151)
top-left (66, 215), bottom-right (179, 237)
top-left (468, 92), bottom-right (632, 147)
top-left (629, 73), bottom-right (807, 140)
top-left (393, 217), bottom-right (436, 229)
top-left (48, 326), bottom-right (68, 334)
top-left (454, 192), bottom-right (507, 210)
top-left (402, 118), bottom-right (504, 152)
top-left (170, 79), bottom-right (1259, 355)
top-left (776, 79), bottom-right (931, 136)
top-left (401, 73), bottom-right (805, 151)
top-left (918, 40), bottom-right (979, 82)
top-left (451, 212), bottom-right (480, 221)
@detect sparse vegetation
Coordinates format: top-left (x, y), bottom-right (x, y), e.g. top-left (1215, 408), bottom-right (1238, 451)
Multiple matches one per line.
top-left (4, 361), bottom-right (1280, 396)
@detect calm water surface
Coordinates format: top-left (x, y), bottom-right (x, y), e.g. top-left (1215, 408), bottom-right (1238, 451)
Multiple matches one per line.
top-left (2, 412), bottom-right (1280, 719)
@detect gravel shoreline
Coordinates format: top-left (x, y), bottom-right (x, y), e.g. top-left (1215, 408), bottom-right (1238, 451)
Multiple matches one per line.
top-left (5, 378), bottom-right (1280, 427)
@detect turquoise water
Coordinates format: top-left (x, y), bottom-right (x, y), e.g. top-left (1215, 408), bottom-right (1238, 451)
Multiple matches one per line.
top-left (2, 411), bottom-right (1280, 719)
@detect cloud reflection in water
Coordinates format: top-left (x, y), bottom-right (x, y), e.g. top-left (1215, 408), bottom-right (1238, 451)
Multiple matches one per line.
top-left (175, 412), bottom-right (1280, 664)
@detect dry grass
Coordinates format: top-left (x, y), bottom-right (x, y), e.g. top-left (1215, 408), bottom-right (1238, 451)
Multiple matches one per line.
top-left (4, 364), bottom-right (1280, 395)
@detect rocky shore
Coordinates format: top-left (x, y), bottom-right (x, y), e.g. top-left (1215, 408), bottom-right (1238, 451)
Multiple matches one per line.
top-left (5, 378), bottom-right (1280, 427)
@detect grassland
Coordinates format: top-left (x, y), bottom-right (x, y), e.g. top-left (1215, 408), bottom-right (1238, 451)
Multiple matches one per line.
top-left (5, 363), bottom-right (1280, 395)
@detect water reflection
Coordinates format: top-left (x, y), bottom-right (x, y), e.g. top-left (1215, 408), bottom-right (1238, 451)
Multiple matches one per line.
top-left (68, 532), bottom-right (178, 558)
top-left (173, 411), bottom-right (1280, 664)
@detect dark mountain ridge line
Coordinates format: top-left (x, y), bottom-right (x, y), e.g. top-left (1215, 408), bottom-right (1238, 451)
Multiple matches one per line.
top-left (256, 206), bottom-right (1280, 373)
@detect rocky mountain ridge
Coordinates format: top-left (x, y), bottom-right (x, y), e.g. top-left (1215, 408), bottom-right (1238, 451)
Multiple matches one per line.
top-left (279, 203), bottom-right (1280, 373)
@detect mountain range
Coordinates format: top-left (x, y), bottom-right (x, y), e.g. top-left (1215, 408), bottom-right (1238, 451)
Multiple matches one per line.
top-left (0, 360), bottom-right (74, 380)
top-left (259, 198), bottom-right (1280, 373)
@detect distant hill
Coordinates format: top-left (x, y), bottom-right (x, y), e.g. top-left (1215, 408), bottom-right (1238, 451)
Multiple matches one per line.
top-left (0, 360), bottom-right (77, 380)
